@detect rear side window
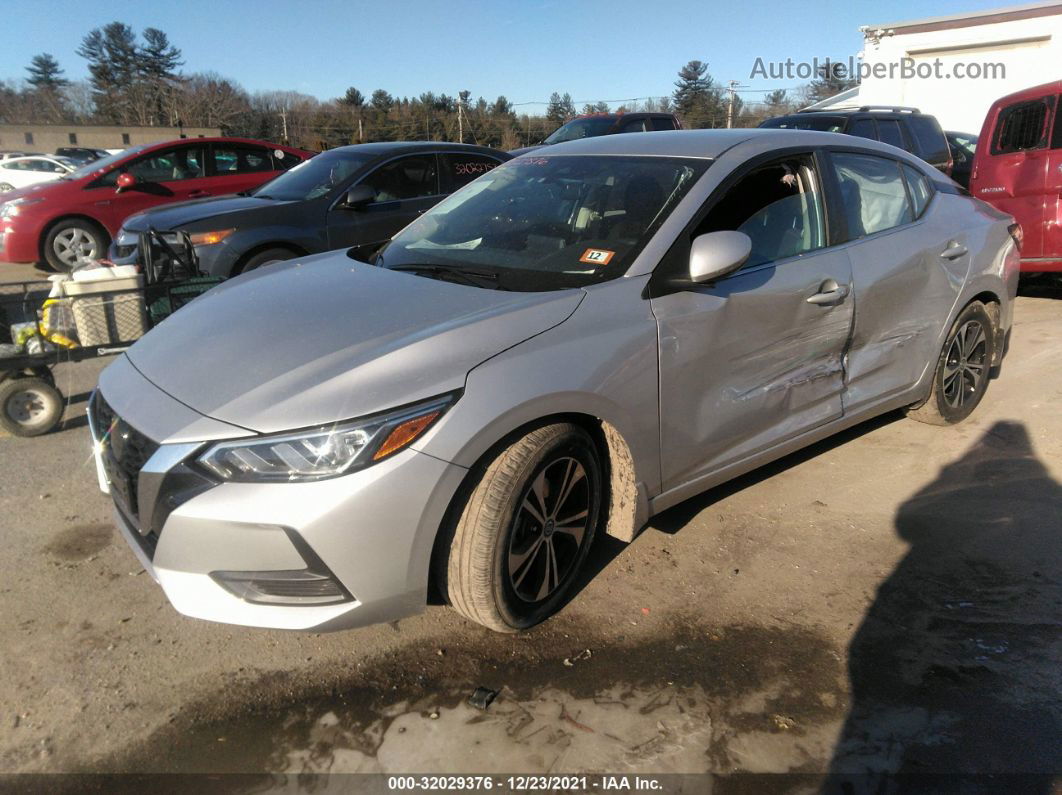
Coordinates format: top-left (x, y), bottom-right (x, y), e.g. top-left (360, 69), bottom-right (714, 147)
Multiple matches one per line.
top-left (213, 146), bottom-right (273, 174)
top-left (901, 163), bottom-right (932, 219)
top-left (993, 99), bottom-right (1050, 154)
top-left (440, 153), bottom-right (501, 192)
top-left (832, 152), bottom-right (912, 238)
top-left (651, 117), bottom-right (677, 131)
top-left (906, 116), bottom-right (949, 163)
top-left (848, 119), bottom-right (877, 140)
top-left (877, 119), bottom-right (907, 150)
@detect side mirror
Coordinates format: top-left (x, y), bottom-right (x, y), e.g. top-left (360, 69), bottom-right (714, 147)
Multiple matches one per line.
top-left (342, 184), bottom-right (376, 209)
top-left (115, 172), bottom-right (137, 193)
top-left (688, 231), bottom-right (752, 284)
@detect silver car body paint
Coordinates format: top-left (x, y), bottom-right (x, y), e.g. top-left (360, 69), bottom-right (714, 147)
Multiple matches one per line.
top-left (91, 129), bottom-right (1019, 631)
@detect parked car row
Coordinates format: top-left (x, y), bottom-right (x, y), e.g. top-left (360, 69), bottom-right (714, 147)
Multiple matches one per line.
top-left (83, 127), bottom-right (1019, 634)
top-left (0, 154), bottom-right (75, 193)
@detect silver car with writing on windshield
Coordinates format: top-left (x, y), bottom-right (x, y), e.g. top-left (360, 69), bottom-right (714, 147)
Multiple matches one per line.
top-left (89, 129), bottom-right (1019, 633)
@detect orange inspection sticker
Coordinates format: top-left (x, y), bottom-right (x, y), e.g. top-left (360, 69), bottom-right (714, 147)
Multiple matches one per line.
top-left (579, 248), bottom-right (615, 266)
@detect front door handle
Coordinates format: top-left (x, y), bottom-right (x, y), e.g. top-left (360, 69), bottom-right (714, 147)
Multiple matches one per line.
top-left (940, 243), bottom-right (968, 260)
top-left (806, 280), bottom-right (850, 306)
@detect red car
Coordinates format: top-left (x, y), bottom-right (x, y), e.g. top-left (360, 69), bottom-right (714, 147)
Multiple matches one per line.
top-left (970, 80), bottom-right (1062, 274)
top-left (0, 137), bottom-right (312, 271)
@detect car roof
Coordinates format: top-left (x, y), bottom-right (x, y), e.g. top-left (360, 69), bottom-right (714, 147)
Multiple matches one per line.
top-left (535, 128), bottom-right (936, 166)
top-left (118, 137), bottom-right (309, 155)
top-left (319, 141), bottom-right (506, 157)
top-left (989, 79), bottom-right (1062, 107)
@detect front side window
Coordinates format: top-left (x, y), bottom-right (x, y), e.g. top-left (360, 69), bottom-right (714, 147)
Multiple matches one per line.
top-left (696, 155), bottom-right (826, 268)
top-left (848, 118), bottom-right (877, 140)
top-left (994, 100), bottom-right (1049, 154)
top-left (114, 146), bottom-right (205, 184)
top-left (252, 150), bottom-right (372, 201)
top-left (361, 155), bottom-right (438, 202)
top-left (543, 117), bottom-right (616, 144)
top-left (213, 146), bottom-right (273, 174)
top-left (376, 155), bottom-right (708, 291)
top-left (877, 119), bottom-right (907, 150)
top-left (832, 152), bottom-right (912, 238)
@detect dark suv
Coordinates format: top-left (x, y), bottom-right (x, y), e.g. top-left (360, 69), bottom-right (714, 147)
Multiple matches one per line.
top-left (759, 107), bottom-right (953, 176)
top-left (510, 112), bottom-right (681, 155)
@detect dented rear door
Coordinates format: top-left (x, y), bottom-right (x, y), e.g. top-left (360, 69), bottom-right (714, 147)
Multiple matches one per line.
top-left (653, 249), bottom-right (854, 494)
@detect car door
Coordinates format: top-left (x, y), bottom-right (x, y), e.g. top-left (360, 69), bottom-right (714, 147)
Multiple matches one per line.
top-left (651, 151), bottom-right (854, 492)
top-left (208, 143), bottom-right (280, 197)
top-left (979, 96), bottom-right (1054, 258)
top-left (326, 153), bottom-right (442, 259)
top-left (85, 144), bottom-right (209, 231)
top-left (826, 151), bottom-right (962, 412)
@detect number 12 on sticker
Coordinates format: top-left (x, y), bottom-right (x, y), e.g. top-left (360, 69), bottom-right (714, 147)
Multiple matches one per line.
top-left (579, 248), bottom-right (615, 266)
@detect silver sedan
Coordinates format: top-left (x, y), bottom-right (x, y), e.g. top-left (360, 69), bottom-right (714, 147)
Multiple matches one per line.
top-left (90, 129), bottom-right (1020, 632)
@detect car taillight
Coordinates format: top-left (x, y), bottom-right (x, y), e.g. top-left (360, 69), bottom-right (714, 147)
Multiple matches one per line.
top-left (1008, 223), bottom-right (1023, 252)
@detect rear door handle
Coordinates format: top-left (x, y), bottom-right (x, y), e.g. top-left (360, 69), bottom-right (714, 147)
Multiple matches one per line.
top-left (806, 280), bottom-right (850, 306)
top-left (940, 243), bottom-right (968, 260)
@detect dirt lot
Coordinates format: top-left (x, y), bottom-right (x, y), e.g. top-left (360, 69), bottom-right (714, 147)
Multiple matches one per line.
top-left (0, 262), bottom-right (1059, 788)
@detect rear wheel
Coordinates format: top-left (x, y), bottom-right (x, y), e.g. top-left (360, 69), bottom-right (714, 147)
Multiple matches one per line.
top-left (439, 423), bottom-right (603, 632)
top-left (0, 377), bottom-right (63, 437)
top-left (907, 301), bottom-right (996, 426)
top-left (238, 247), bottom-right (296, 274)
top-left (44, 219), bottom-right (107, 272)
top-left (0, 183), bottom-right (14, 193)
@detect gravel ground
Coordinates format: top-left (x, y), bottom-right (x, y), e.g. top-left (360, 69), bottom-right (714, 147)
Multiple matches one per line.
top-left (0, 261), bottom-right (1059, 787)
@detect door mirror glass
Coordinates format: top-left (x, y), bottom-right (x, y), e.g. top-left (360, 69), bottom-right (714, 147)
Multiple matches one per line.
top-left (115, 172), bottom-right (137, 192)
top-left (689, 231), bottom-right (751, 283)
top-left (342, 184), bottom-right (376, 209)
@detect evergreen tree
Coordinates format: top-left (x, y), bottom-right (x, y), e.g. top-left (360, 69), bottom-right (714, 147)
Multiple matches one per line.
top-left (546, 92), bottom-right (576, 123)
top-left (672, 60), bottom-right (723, 128)
top-left (25, 54), bottom-right (68, 89)
top-left (807, 60), bottom-right (858, 103)
top-left (340, 87), bottom-right (365, 107)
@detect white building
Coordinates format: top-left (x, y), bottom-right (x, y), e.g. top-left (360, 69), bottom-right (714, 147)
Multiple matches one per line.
top-left (811, 1), bottom-right (1062, 133)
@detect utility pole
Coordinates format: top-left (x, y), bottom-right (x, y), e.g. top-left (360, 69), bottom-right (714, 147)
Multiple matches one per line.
top-left (279, 109), bottom-right (288, 143)
top-left (725, 81), bottom-right (747, 128)
top-left (358, 116), bottom-right (363, 142)
top-left (457, 95), bottom-right (464, 144)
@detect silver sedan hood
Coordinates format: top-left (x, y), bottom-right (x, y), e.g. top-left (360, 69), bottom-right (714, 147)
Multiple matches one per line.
top-left (125, 254), bottom-right (583, 434)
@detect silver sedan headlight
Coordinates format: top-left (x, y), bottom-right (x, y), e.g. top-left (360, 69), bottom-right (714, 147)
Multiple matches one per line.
top-left (197, 393), bottom-right (457, 482)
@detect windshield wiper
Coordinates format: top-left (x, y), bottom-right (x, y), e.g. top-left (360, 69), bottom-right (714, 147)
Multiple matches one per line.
top-left (388, 263), bottom-right (500, 289)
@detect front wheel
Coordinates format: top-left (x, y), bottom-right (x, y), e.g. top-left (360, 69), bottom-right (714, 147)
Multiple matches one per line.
top-left (0, 377), bottom-right (64, 437)
top-left (907, 301), bottom-right (996, 426)
top-left (0, 183), bottom-right (14, 193)
top-left (44, 219), bottom-right (107, 272)
top-left (438, 423), bottom-right (604, 632)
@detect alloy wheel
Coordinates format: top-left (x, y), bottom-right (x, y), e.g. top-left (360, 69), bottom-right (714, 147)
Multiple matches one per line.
top-left (942, 319), bottom-right (988, 409)
top-left (53, 227), bottom-right (99, 267)
top-left (508, 456), bottom-right (592, 603)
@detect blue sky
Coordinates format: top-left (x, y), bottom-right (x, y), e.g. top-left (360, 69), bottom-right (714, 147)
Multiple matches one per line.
top-left (1, 0), bottom-right (1013, 109)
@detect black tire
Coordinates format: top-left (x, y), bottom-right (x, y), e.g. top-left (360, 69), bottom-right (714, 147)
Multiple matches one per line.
top-left (43, 219), bottom-right (108, 272)
top-left (0, 377), bottom-right (64, 437)
top-left (238, 247), bottom-right (296, 274)
top-left (439, 423), bottom-right (604, 632)
top-left (907, 301), bottom-right (996, 426)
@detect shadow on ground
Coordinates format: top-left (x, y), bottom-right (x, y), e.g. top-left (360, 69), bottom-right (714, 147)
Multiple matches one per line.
top-left (826, 421), bottom-right (1062, 792)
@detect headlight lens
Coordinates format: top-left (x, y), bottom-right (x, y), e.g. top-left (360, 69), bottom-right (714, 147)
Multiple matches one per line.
top-left (0, 197), bottom-right (44, 218)
top-left (197, 393), bottom-right (456, 482)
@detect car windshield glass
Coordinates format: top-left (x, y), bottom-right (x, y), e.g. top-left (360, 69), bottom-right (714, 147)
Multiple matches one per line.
top-left (544, 118), bottom-right (616, 144)
top-left (251, 150), bottom-right (371, 201)
top-left (374, 155), bottom-right (709, 291)
top-left (62, 146), bottom-right (142, 180)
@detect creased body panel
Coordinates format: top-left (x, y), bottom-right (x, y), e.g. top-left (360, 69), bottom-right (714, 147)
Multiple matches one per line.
top-left (652, 250), bottom-right (854, 493)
